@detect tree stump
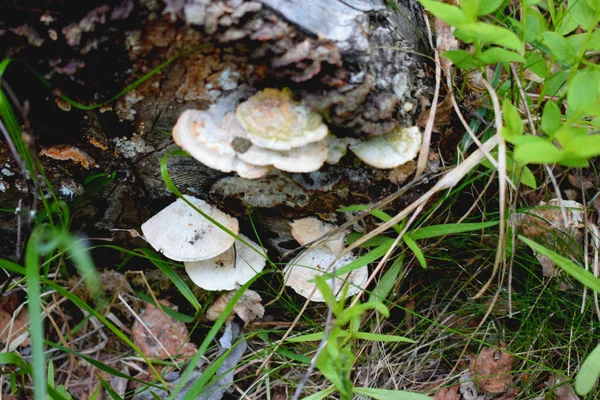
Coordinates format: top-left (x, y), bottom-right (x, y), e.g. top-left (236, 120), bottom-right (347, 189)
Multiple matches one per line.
top-left (0, 0), bottom-right (434, 260)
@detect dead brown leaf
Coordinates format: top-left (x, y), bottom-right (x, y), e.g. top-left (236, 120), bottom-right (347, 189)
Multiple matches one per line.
top-left (469, 343), bottom-right (515, 394)
top-left (434, 16), bottom-right (459, 71)
top-left (417, 96), bottom-right (452, 132)
top-left (434, 385), bottom-right (460, 400)
top-left (100, 270), bottom-right (133, 294)
top-left (568, 173), bottom-right (594, 190)
top-left (132, 300), bottom-right (196, 369)
top-left (496, 388), bottom-right (520, 400)
top-left (388, 161), bottom-right (416, 185)
top-left (0, 293), bottom-right (30, 348)
top-left (206, 289), bottom-right (265, 326)
top-left (547, 374), bottom-right (579, 400)
top-left (512, 198), bottom-right (584, 239)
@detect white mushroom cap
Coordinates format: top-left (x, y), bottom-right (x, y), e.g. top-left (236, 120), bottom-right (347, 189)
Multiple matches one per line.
top-left (290, 217), bottom-right (346, 254)
top-left (141, 195), bottom-right (239, 262)
top-left (184, 234), bottom-right (266, 291)
top-left (283, 246), bottom-right (367, 302)
top-left (237, 140), bottom-right (328, 173)
top-left (349, 126), bottom-right (422, 169)
top-left (173, 109), bottom-right (271, 179)
top-left (235, 88), bottom-right (329, 150)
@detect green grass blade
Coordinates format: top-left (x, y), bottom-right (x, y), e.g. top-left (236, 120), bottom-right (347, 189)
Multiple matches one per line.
top-left (519, 235), bottom-right (600, 293)
top-left (0, 352), bottom-right (32, 374)
top-left (326, 240), bottom-right (396, 279)
top-left (403, 234), bottom-right (427, 268)
top-left (183, 341), bottom-right (243, 398)
top-left (25, 227), bottom-right (48, 400)
top-left (410, 221), bottom-right (499, 240)
top-left (352, 332), bottom-right (415, 343)
top-left (63, 235), bottom-right (104, 301)
top-left (286, 331), bottom-right (351, 343)
top-left (352, 387), bottom-right (431, 399)
top-left (46, 342), bottom-right (162, 389)
top-left (98, 375), bottom-right (124, 400)
top-left (575, 343), bottom-right (600, 395)
top-left (337, 302), bottom-right (389, 326)
top-left (347, 233), bottom-right (394, 248)
top-left (137, 247), bottom-right (202, 312)
top-left (302, 386), bottom-right (337, 400)
top-left (370, 256), bottom-right (403, 302)
top-left (47, 360), bottom-right (55, 388)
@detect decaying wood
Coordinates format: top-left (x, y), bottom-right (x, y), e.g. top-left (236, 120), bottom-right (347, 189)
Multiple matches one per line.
top-left (0, 0), bottom-right (433, 259)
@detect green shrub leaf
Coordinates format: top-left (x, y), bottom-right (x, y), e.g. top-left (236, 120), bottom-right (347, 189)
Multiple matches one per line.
top-left (586, 0), bottom-right (600, 11)
top-left (543, 31), bottom-right (577, 64)
top-left (479, 48), bottom-right (525, 64)
top-left (520, 165), bottom-right (537, 189)
top-left (478, 0), bottom-right (505, 15)
top-left (525, 51), bottom-right (548, 78)
top-left (370, 256), bottom-right (403, 302)
top-left (442, 50), bottom-right (477, 69)
top-left (502, 99), bottom-right (524, 138)
top-left (541, 101), bottom-right (562, 135)
top-left (568, 68), bottom-right (600, 116)
top-left (456, 22), bottom-right (523, 51)
top-left (419, 0), bottom-right (467, 25)
top-left (570, 0), bottom-right (598, 30)
top-left (514, 136), bottom-right (563, 163)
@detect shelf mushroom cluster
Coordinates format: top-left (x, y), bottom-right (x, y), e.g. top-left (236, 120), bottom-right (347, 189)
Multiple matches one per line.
top-left (172, 87), bottom-right (424, 179)
top-left (141, 195), bottom-right (266, 291)
top-left (283, 217), bottom-right (368, 302)
top-left (173, 88), bottom-right (330, 179)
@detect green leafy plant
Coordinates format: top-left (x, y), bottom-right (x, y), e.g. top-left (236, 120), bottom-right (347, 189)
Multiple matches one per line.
top-left (420, 0), bottom-right (524, 69)
top-left (420, 0), bottom-right (600, 167)
top-left (289, 276), bottom-right (427, 400)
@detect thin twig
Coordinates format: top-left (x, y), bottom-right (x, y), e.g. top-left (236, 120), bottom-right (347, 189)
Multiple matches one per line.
top-left (446, 66), bottom-right (501, 171)
top-left (473, 78), bottom-right (507, 299)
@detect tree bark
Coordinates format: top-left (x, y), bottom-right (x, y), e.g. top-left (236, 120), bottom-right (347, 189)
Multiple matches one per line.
top-left (0, 0), bottom-right (434, 259)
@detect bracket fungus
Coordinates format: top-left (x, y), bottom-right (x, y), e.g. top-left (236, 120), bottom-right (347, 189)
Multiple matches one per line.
top-left (236, 140), bottom-right (328, 173)
top-left (349, 126), bottom-right (422, 169)
top-left (173, 108), bottom-right (271, 180)
top-left (172, 87), bottom-right (331, 179)
top-left (141, 195), bottom-right (239, 262)
top-left (236, 88), bottom-right (329, 151)
top-left (284, 217), bottom-right (367, 302)
top-left (184, 234), bottom-right (266, 291)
